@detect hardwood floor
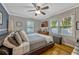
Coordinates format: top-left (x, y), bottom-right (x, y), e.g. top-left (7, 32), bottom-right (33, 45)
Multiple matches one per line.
top-left (41, 44), bottom-right (74, 55)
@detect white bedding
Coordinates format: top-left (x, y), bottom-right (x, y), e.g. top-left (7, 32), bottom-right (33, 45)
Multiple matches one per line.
top-left (28, 33), bottom-right (53, 44)
top-left (4, 32), bottom-right (53, 55)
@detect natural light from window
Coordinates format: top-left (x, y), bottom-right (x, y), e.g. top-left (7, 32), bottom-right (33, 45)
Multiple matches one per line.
top-left (51, 16), bottom-right (73, 36)
top-left (26, 21), bottom-right (34, 34)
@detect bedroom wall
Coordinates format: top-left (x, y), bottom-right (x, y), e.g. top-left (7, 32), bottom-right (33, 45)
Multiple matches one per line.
top-left (48, 8), bottom-right (76, 47)
top-left (0, 3), bottom-right (8, 35)
top-left (9, 15), bottom-right (41, 33)
top-left (75, 7), bottom-right (79, 45)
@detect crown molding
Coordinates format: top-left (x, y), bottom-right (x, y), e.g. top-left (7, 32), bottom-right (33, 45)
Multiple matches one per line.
top-left (1, 3), bottom-right (11, 14)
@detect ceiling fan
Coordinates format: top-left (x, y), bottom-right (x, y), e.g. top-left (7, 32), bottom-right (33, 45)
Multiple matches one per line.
top-left (28, 3), bottom-right (49, 16)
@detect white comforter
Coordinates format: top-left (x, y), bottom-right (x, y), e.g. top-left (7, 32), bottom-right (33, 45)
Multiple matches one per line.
top-left (28, 33), bottom-right (53, 44)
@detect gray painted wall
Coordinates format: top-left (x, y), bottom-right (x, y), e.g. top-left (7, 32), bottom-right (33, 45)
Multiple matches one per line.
top-left (9, 15), bottom-right (41, 33)
top-left (0, 3), bottom-right (8, 35)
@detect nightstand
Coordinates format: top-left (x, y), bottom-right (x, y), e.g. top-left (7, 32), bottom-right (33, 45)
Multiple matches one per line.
top-left (53, 35), bottom-right (62, 44)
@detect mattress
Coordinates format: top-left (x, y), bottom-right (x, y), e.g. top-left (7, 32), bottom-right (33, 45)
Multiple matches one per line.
top-left (28, 34), bottom-right (47, 51)
top-left (28, 33), bottom-right (53, 51)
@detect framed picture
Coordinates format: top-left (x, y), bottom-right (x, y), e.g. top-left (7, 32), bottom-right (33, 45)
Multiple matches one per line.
top-left (16, 22), bottom-right (22, 27)
top-left (76, 21), bottom-right (79, 30)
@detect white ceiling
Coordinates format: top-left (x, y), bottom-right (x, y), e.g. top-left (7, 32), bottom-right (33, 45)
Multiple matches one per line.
top-left (3, 3), bottom-right (79, 20)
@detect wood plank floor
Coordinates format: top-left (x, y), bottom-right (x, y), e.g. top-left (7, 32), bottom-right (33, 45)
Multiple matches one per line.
top-left (41, 44), bottom-right (74, 55)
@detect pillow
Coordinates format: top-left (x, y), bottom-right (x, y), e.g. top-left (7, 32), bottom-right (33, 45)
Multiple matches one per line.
top-left (14, 32), bottom-right (22, 45)
top-left (8, 36), bottom-right (20, 47)
top-left (7, 32), bottom-right (15, 37)
top-left (18, 30), bottom-right (29, 42)
top-left (3, 32), bottom-right (22, 49)
top-left (3, 34), bottom-right (16, 48)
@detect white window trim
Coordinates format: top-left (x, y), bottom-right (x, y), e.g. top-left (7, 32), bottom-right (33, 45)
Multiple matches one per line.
top-left (50, 15), bottom-right (75, 36)
top-left (26, 21), bottom-right (35, 33)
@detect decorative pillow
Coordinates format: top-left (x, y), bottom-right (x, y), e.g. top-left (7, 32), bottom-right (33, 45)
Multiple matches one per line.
top-left (8, 36), bottom-right (20, 47)
top-left (3, 32), bottom-right (22, 49)
top-left (3, 36), bottom-right (16, 48)
top-left (18, 30), bottom-right (29, 42)
top-left (14, 32), bottom-right (22, 45)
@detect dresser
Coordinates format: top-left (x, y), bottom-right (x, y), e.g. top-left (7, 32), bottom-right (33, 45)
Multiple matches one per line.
top-left (38, 32), bottom-right (49, 35)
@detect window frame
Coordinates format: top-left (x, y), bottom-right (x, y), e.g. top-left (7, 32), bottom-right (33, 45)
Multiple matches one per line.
top-left (60, 16), bottom-right (73, 36)
top-left (50, 20), bottom-right (59, 34)
top-left (26, 21), bottom-right (35, 34)
top-left (50, 15), bottom-right (74, 36)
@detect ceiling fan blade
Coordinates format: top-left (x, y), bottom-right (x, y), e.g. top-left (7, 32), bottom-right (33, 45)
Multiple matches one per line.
top-left (40, 11), bottom-right (46, 15)
top-left (28, 10), bottom-right (35, 12)
top-left (32, 3), bottom-right (37, 8)
top-left (35, 13), bottom-right (37, 16)
top-left (41, 6), bottom-right (49, 10)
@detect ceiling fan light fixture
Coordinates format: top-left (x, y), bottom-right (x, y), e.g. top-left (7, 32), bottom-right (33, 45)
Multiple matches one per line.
top-left (35, 10), bottom-right (41, 14)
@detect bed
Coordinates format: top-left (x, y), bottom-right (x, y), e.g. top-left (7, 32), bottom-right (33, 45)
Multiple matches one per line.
top-left (25, 33), bottom-right (54, 54)
top-left (3, 31), bottom-right (54, 55)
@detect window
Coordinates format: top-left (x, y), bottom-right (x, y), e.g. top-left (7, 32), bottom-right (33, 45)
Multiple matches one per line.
top-left (50, 16), bottom-right (73, 36)
top-left (60, 17), bottom-right (72, 35)
top-left (51, 20), bottom-right (59, 34)
top-left (26, 21), bottom-right (34, 34)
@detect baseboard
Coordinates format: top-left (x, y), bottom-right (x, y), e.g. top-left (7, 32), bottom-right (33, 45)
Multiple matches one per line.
top-left (62, 42), bottom-right (75, 48)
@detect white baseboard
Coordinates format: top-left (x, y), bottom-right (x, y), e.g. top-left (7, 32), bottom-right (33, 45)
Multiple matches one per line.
top-left (62, 42), bottom-right (75, 48)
